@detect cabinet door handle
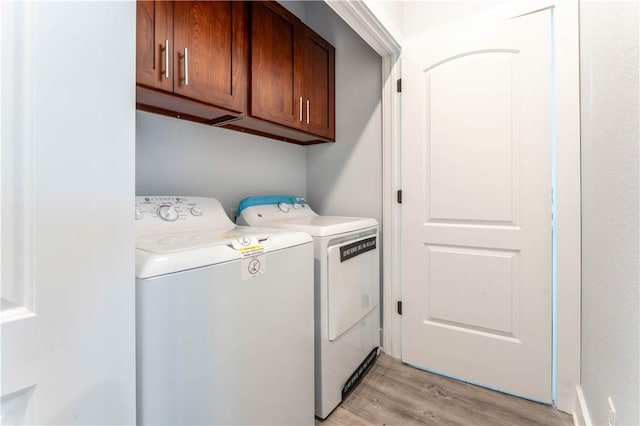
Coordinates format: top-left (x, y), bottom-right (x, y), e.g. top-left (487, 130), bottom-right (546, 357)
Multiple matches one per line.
top-left (162, 39), bottom-right (170, 79)
top-left (299, 97), bottom-right (303, 122)
top-left (180, 48), bottom-right (189, 86)
top-left (306, 99), bottom-right (310, 124)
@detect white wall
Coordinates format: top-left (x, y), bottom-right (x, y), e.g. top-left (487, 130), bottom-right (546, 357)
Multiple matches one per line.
top-left (305, 2), bottom-right (383, 223)
top-left (1, 1), bottom-right (136, 423)
top-left (402, 0), bottom-right (505, 38)
top-left (136, 112), bottom-right (307, 218)
top-left (580, 1), bottom-right (640, 425)
top-left (362, 0), bottom-right (404, 43)
top-left (361, 0), bottom-right (509, 42)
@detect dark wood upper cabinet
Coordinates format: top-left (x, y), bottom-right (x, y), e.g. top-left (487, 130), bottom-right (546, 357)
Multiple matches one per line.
top-left (250, 2), bottom-right (297, 129)
top-left (136, 1), bottom-right (173, 93)
top-left (135, 0), bottom-right (335, 144)
top-left (246, 1), bottom-right (335, 142)
top-left (136, 1), bottom-right (248, 123)
top-left (296, 27), bottom-right (335, 140)
top-left (173, 1), bottom-right (248, 113)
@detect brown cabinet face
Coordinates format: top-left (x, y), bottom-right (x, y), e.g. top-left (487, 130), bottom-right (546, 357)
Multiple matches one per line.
top-left (250, 2), bottom-right (335, 141)
top-left (173, 1), bottom-right (248, 113)
top-left (136, 1), bottom-right (249, 113)
top-left (136, 1), bottom-right (173, 92)
top-left (250, 2), bottom-right (298, 128)
top-left (296, 28), bottom-right (335, 140)
top-left (136, 0), bottom-right (334, 144)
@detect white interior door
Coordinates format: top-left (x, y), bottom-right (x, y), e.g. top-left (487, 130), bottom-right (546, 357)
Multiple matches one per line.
top-left (1, 2), bottom-right (136, 424)
top-left (401, 7), bottom-right (553, 403)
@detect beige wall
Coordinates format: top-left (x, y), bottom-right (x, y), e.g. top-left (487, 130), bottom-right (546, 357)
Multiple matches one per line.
top-left (579, 1), bottom-right (640, 425)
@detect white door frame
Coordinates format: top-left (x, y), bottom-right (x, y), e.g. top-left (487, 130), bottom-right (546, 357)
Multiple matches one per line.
top-left (323, 0), bottom-right (403, 359)
top-left (325, 0), bottom-right (580, 414)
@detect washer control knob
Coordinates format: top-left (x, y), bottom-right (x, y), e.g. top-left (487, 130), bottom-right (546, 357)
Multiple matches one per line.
top-left (277, 202), bottom-right (290, 213)
top-left (157, 204), bottom-right (179, 222)
top-left (190, 206), bottom-right (203, 216)
top-left (135, 209), bottom-right (143, 220)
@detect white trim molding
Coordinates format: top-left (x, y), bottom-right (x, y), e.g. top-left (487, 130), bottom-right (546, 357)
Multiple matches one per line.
top-left (573, 386), bottom-right (593, 426)
top-left (1, 0), bottom-right (37, 323)
top-left (324, 0), bottom-right (401, 56)
top-left (551, 0), bottom-right (582, 414)
top-left (381, 54), bottom-right (402, 358)
top-left (323, 0), bottom-right (403, 359)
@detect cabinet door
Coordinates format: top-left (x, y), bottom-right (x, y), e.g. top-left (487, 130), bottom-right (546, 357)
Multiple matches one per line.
top-left (173, 1), bottom-right (248, 113)
top-left (250, 2), bottom-right (298, 128)
top-left (136, 1), bottom-right (173, 92)
top-left (296, 28), bottom-right (335, 140)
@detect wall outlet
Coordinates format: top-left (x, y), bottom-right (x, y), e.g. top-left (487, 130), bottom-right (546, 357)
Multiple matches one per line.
top-left (607, 397), bottom-right (617, 426)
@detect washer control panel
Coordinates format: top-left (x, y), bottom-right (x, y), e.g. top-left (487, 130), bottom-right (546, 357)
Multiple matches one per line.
top-left (135, 196), bottom-right (234, 235)
top-left (135, 196), bottom-right (199, 222)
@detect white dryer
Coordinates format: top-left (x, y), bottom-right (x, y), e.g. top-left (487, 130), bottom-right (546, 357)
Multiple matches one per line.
top-left (135, 196), bottom-right (314, 425)
top-left (236, 195), bottom-right (380, 419)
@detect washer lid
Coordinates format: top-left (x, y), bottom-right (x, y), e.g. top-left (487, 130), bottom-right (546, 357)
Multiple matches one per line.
top-left (135, 226), bottom-right (312, 279)
top-left (137, 227), bottom-right (260, 253)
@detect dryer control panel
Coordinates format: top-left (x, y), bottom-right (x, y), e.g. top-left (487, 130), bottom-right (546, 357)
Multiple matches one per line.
top-left (135, 196), bottom-right (234, 235)
top-left (236, 195), bottom-right (316, 225)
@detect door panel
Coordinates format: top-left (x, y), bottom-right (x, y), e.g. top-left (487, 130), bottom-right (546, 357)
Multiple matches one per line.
top-left (327, 239), bottom-right (378, 341)
top-left (427, 246), bottom-right (519, 335)
top-left (297, 29), bottom-right (335, 140)
top-left (428, 53), bottom-right (518, 223)
top-left (402, 9), bottom-right (552, 403)
top-left (136, 1), bottom-right (173, 92)
top-left (250, 2), bottom-right (297, 127)
top-left (2, 1), bottom-right (136, 423)
top-left (173, 1), bottom-right (247, 113)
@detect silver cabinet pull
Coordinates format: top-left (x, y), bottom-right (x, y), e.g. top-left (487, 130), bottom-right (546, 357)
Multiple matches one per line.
top-left (163, 39), bottom-right (170, 79)
top-left (180, 48), bottom-right (189, 85)
top-left (306, 99), bottom-right (310, 124)
top-left (299, 97), bottom-right (303, 122)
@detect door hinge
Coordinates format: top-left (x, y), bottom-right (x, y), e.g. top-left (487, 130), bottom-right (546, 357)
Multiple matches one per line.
top-left (397, 190), bottom-right (402, 204)
top-left (397, 301), bottom-right (403, 315)
top-left (396, 78), bottom-right (402, 93)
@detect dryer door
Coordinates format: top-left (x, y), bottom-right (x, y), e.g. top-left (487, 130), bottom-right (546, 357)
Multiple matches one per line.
top-left (327, 232), bottom-right (379, 341)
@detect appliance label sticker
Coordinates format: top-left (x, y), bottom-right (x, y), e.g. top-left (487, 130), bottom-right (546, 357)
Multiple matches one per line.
top-left (231, 236), bottom-right (263, 255)
top-left (231, 236), bottom-right (266, 279)
top-left (242, 255), bottom-right (266, 280)
top-left (340, 237), bottom-right (376, 262)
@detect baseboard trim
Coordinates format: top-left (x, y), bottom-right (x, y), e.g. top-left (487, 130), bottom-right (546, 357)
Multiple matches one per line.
top-left (573, 386), bottom-right (593, 426)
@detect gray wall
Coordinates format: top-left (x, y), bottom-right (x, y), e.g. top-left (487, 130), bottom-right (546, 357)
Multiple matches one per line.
top-left (136, 112), bottom-right (307, 219)
top-left (279, 0), bottom-right (306, 20)
top-left (305, 2), bottom-right (383, 223)
top-left (580, 1), bottom-right (640, 425)
top-left (136, 1), bottom-right (310, 218)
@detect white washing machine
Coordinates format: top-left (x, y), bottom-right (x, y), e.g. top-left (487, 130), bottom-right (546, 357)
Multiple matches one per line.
top-left (135, 196), bottom-right (315, 425)
top-left (236, 195), bottom-right (380, 419)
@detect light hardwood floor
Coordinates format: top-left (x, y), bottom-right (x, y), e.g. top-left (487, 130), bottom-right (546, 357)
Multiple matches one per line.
top-left (317, 353), bottom-right (573, 426)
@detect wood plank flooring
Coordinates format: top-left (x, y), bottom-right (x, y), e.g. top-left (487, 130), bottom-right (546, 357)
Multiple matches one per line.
top-left (317, 353), bottom-right (573, 426)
